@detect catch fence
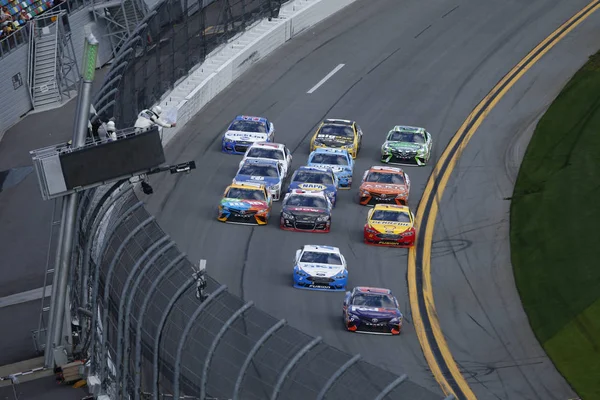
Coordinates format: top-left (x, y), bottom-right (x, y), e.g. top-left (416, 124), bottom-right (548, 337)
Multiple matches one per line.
top-left (71, 181), bottom-right (444, 399)
top-left (92, 0), bottom-right (287, 127)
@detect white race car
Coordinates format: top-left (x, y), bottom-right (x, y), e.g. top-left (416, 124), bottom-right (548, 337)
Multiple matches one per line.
top-left (293, 245), bottom-right (348, 291)
top-left (221, 115), bottom-right (275, 155)
top-left (239, 142), bottom-right (293, 178)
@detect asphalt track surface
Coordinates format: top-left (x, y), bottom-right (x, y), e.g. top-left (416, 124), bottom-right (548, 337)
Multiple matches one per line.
top-left (144, 0), bottom-right (600, 397)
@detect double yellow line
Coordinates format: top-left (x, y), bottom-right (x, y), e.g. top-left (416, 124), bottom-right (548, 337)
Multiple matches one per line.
top-left (407, 1), bottom-right (600, 398)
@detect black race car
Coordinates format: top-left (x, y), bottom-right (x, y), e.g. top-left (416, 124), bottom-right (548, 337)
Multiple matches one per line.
top-left (280, 189), bottom-right (333, 233)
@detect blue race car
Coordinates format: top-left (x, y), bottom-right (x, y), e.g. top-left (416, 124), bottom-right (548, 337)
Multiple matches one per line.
top-left (221, 115), bottom-right (275, 155)
top-left (233, 158), bottom-right (284, 201)
top-left (288, 166), bottom-right (338, 206)
top-left (307, 148), bottom-right (354, 189)
top-left (293, 245), bottom-right (348, 291)
top-left (342, 287), bottom-right (403, 335)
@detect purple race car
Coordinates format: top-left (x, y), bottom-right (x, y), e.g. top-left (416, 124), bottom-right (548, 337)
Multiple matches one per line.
top-left (342, 287), bottom-right (403, 335)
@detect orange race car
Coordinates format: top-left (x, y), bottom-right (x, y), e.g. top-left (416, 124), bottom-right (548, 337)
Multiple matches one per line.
top-left (357, 166), bottom-right (411, 206)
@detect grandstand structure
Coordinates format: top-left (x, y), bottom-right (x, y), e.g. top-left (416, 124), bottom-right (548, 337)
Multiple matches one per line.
top-left (0, 0), bottom-right (146, 133)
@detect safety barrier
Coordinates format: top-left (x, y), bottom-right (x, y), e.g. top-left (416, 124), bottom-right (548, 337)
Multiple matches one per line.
top-left (73, 181), bottom-right (444, 399)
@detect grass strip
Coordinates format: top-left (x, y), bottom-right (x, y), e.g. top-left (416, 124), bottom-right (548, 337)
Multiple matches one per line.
top-left (510, 50), bottom-right (600, 400)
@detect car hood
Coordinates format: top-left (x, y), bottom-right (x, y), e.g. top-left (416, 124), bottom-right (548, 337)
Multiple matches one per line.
top-left (360, 183), bottom-right (407, 194)
top-left (234, 175), bottom-right (280, 187)
top-left (289, 182), bottom-right (336, 193)
top-left (283, 206), bottom-right (329, 216)
top-left (224, 130), bottom-right (268, 141)
top-left (297, 262), bottom-right (345, 278)
top-left (368, 220), bottom-right (412, 234)
top-left (220, 198), bottom-right (268, 210)
top-left (348, 305), bottom-right (401, 319)
top-left (314, 134), bottom-right (354, 146)
top-left (385, 141), bottom-right (425, 152)
top-left (308, 163), bottom-right (351, 174)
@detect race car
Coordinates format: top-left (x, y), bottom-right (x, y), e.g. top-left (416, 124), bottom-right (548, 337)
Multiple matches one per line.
top-left (381, 125), bottom-right (432, 166)
top-left (280, 189), bottom-right (333, 233)
top-left (239, 142), bottom-right (293, 178)
top-left (309, 118), bottom-right (363, 158)
top-left (217, 182), bottom-right (272, 225)
top-left (221, 115), bottom-right (275, 154)
top-left (307, 148), bottom-right (354, 189)
top-left (233, 158), bottom-right (284, 201)
top-left (358, 166), bottom-right (411, 206)
top-left (363, 204), bottom-right (416, 247)
top-left (288, 166), bottom-right (338, 206)
top-left (343, 287), bottom-right (403, 335)
top-left (293, 245), bottom-right (348, 291)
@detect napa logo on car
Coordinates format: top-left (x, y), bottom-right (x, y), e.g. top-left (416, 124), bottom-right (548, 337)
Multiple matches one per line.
top-left (298, 183), bottom-right (328, 191)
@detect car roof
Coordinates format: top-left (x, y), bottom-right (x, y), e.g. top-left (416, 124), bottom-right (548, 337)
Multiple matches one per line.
top-left (354, 287), bottom-right (393, 295)
top-left (295, 166), bottom-right (334, 174)
top-left (323, 118), bottom-right (354, 126)
top-left (392, 125), bottom-right (425, 134)
top-left (248, 142), bottom-right (284, 150)
top-left (372, 204), bottom-right (411, 213)
top-left (302, 244), bottom-right (341, 253)
top-left (228, 182), bottom-right (266, 190)
top-left (240, 158), bottom-right (280, 167)
top-left (234, 115), bottom-right (268, 124)
top-left (368, 166), bottom-right (404, 174)
top-left (311, 148), bottom-right (350, 155)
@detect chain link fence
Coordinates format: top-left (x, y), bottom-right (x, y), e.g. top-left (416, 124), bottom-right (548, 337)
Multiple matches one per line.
top-left (70, 181), bottom-right (444, 399)
top-left (92, 0), bottom-right (286, 127)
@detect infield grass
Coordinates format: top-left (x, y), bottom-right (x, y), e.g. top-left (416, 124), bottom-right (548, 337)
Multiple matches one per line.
top-left (510, 49), bottom-right (600, 400)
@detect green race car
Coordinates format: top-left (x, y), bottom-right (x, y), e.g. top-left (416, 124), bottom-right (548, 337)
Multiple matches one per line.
top-left (380, 125), bottom-right (432, 166)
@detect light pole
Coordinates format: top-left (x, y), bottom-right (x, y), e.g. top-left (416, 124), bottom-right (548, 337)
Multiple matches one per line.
top-left (44, 33), bottom-right (99, 368)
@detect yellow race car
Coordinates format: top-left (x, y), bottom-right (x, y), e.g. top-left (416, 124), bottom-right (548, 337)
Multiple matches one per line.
top-left (309, 119), bottom-right (363, 158)
top-left (363, 204), bottom-right (416, 247)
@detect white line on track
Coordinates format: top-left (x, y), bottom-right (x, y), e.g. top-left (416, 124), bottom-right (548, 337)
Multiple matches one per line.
top-left (0, 286), bottom-right (52, 309)
top-left (307, 63), bottom-right (345, 94)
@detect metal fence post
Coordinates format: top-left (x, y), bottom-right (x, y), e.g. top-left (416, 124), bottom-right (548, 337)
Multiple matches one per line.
top-left (270, 337), bottom-right (322, 400)
top-left (99, 216), bottom-right (155, 386)
top-left (119, 239), bottom-right (176, 397)
top-left (316, 354), bottom-right (362, 400)
top-left (232, 319), bottom-right (286, 400)
top-left (172, 285), bottom-right (227, 400)
top-left (133, 253), bottom-right (185, 400)
top-left (88, 201), bottom-right (144, 372)
top-left (373, 374), bottom-right (409, 400)
top-left (152, 276), bottom-right (197, 400)
top-left (199, 302), bottom-right (254, 400)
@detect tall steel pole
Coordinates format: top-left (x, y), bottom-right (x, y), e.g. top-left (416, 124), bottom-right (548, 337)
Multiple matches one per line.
top-left (45, 34), bottom-right (99, 368)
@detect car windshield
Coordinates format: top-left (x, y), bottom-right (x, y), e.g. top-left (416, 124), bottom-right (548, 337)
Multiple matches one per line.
top-left (225, 188), bottom-right (265, 201)
top-left (293, 170), bottom-right (334, 185)
top-left (229, 120), bottom-right (267, 133)
top-left (285, 195), bottom-right (327, 209)
top-left (320, 124), bottom-right (354, 137)
top-left (388, 131), bottom-right (425, 143)
top-left (366, 172), bottom-right (405, 185)
top-left (351, 293), bottom-right (396, 309)
top-left (300, 251), bottom-right (343, 265)
top-left (238, 163), bottom-right (279, 178)
top-left (246, 147), bottom-right (284, 160)
top-left (310, 153), bottom-right (348, 165)
top-left (371, 210), bottom-right (411, 223)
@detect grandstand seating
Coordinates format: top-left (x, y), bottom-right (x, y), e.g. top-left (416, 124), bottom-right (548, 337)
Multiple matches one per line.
top-left (0, 0), bottom-right (60, 40)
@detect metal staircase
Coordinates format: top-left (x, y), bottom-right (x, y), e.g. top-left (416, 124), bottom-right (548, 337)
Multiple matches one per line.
top-left (27, 11), bottom-right (79, 110)
top-left (91, 0), bottom-right (147, 55)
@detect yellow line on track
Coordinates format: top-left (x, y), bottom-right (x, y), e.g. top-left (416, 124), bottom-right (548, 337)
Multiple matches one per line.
top-left (407, 1), bottom-right (600, 398)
